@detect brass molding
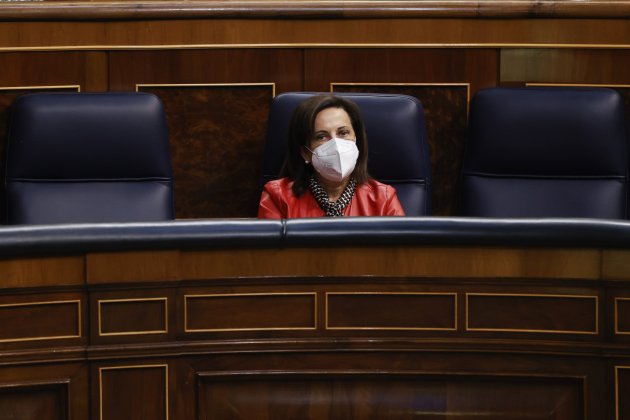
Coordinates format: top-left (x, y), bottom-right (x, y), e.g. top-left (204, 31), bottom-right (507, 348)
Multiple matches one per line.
top-left (325, 292), bottom-right (457, 331)
top-left (136, 82), bottom-right (276, 97)
top-left (2, 43), bottom-right (630, 53)
top-left (465, 293), bottom-right (599, 335)
top-left (0, 299), bottom-right (81, 343)
top-left (99, 364), bottom-right (169, 420)
top-left (184, 292), bottom-right (317, 332)
top-left (98, 297), bottom-right (168, 337)
top-left (0, 84), bottom-right (80, 92)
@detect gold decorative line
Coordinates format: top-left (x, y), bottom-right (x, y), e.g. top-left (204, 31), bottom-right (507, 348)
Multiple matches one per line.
top-left (0, 299), bottom-right (81, 343)
top-left (325, 292), bottom-right (457, 331)
top-left (2, 43), bottom-right (630, 52)
top-left (0, 84), bottom-right (80, 92)
top-left (136, 82), bottom-right (276, 97)
top-left (527, 83), bottom-right (630, 88)
top-left (99, 364), bottom-right (168, 420)
top-left (98, 297), bottom-right (168, 336)
top-left (615, 365), bottom-right (630, 420)
top-left (465, 293), bottom-right (598, 335)
top-left (184, 292), bottom-right (317, 332)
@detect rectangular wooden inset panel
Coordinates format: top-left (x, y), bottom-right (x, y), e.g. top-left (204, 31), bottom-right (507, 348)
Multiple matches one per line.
top-left (100, 365), bottom-right (167, 420)
top-left (185, 293), bottom-right (316, 332)
top-left (467, 294), bottom-right (598, 334)
top-left (603, 250), bottom-right (630, 281)
top-left (0, 300), bottom-right (80, 343)
top-left (137, 83), bottom-right (274, 219)
top-left (327, 293), bottom-right (456, 330)
top-left (0, 382), bottom-right (68, 420)
top-left (331, 83), bottom-right (469, 216)
top-left (198, 372), bottom-right (582, 419)
top-left (615, 298), bottom-right (630, 335)
top-left (99, 298), bottom-right (167, 336)
top-left (617, 366), bottom-right (630, 420)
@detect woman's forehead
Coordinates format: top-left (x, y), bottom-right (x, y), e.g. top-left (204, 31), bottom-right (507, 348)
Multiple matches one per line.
top-left (314, 107), bottom-right (352, 131)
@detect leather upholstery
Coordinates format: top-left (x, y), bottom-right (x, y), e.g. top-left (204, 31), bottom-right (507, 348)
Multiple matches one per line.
top-left (461, 87), bottom-right (629, 218)
top-left (6, 92), bottom-right (174, 224)
top-left (260, 92), bottom-right (432, 216)
top-left (1, 218), bottom-right (630, 257)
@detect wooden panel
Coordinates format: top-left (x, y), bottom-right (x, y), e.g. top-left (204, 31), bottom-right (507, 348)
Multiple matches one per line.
top-left (198, 372), bottom-right (583, 419)
top-left (2, 19), bottom-right (630, 48)
top-left (182, 247), bottom-right (600, 280)
top-left (306, 49), bottom-right (497, 215)
top-left (332, 83), bottom-right (469, 216)
top-left (109, 49), bottom-right (302, 92)
top-left (138, 84), bottom-right (273, 218)
top-left (615, 298), bottom-right (630, 335)
top-left (326, 293), bottom-right (456, 330)
top-left (0, 256), bottom-right (84, 288)
top-left (0, 382), bottom-right (68, 420)
top-left (86, 251), bottom-right (179, 284)
top-left (98, 298), bottom-right (168, 336)
top-left (185, 293), bottom-right (316, 332)
top-left (0, 364), bottom-right (88, 420)
top-left (467, 293), bottom-right (598, 335)
top-left (0, 299), bottom-right (81, 343)
top-left (99, 364), bottom-right (168, 420)
top-left (617, 366), bottom-right (630, 420)
top-left (603, 250), bottom-right (630, 281)
top-left (501, 49), bottom-right (630, 85)
top-left (109, 49), bottom-right (302, 218)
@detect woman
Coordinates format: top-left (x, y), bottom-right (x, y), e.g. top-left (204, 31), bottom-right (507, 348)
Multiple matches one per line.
top-left (258, 94), bottom-right (405, 218)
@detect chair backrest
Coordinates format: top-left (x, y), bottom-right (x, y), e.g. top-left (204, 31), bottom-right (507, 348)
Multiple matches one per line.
top-left (260, 92), bottom-right (432, 216)
top-left (461, 87), bottom-right (629, 219)
top-left (6, 92), bottom-right (174, 224)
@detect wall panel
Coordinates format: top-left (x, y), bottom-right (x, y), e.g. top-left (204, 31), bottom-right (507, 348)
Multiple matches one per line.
top-left (110, 49), bottom-right (302, 218)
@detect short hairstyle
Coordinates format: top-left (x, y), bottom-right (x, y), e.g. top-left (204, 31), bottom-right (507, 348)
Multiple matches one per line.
top-left (280, 95), bottom-right (370, 196)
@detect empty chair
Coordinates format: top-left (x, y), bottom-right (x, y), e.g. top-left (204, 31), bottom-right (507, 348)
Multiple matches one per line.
top-left (260, 92), bottom-right (432, 216)
top-left (6, 92), bottom-right (174, 224)
top-left (461, 87), bottom-right (629, 218)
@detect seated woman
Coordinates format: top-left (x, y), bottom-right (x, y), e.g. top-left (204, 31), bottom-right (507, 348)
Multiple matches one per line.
top-left (258, 94), bottom-right (405, 218)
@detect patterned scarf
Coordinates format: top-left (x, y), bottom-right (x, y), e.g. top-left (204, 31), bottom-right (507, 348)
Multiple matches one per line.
top-left (308, 174), bottom-right (357, 217)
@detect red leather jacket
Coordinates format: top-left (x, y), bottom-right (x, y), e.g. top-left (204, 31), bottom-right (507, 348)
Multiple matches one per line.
top-left (258, 177), bottom-right (405, 219)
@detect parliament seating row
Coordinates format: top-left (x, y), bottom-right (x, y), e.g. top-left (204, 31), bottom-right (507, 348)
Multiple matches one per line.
top-left (4, 87), bottom-right (628, 224)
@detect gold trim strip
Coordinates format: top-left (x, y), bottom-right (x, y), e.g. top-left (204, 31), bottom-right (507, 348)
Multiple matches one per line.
top-left (184, 292), bottom-right (317, 332)
top-left (0, 299), bottom-right (81, 343)
top-left (99, 364), bottom-right (169, 420)
top-left (465, 293), bottom-right (599, 335)
top-left (0, 85), bottom-right (81, 92)
top-left (137, 82), bottom-right (276, 97)
top-left (2, 43), bottom-right (630, 52)
top-left (325, 292), bottom-right (457, 331)
top-left (98, 297), bottom-right (168, 337)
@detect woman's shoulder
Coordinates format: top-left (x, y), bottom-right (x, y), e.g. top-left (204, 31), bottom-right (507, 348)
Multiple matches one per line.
top-left (357, 178), bottom-right (397, 194)
top-left (263, 177), bottom-right (294, 192)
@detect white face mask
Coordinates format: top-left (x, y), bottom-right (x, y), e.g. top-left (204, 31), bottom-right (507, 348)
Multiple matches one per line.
top-left (308, 138), bottom-right (359, 183)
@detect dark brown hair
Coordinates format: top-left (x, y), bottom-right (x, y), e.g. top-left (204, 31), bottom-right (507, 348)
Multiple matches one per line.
top-left (280, 95), bottom-right (370, 196)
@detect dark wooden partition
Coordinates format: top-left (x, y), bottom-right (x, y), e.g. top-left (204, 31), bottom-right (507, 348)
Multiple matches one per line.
top-left (0, 217), bottom-right (630, 419)
top-left (1, 1), bottom-right (630, 218)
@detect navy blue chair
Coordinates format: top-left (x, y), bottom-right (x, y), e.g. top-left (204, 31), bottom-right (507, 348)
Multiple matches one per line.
top-left (461, 87), bottom-right (629, 218)
top-left (5, 92), bottom-right (174, 224)
top-left (260, 92), bottom-right (432, 216)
